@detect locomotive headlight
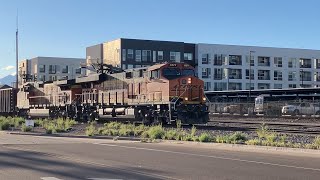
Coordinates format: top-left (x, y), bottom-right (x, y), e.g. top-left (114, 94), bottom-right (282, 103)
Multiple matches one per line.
top-left (202, 97), bottom-right (206, 101)
top-left (187, 78), bottom-right (192, 84)
top-left (184, 97), bottom-right (188, 101)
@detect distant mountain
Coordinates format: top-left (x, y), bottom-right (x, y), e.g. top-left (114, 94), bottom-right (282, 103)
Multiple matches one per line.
top-left (0, 75), bottom-right (15, 86)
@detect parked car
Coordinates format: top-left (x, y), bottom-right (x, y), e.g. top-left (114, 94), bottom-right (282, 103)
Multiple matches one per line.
top-left (281, 103), bottom-right (320, 115)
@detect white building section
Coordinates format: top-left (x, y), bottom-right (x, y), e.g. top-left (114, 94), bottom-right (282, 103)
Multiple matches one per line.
top-left (196, 44), bottom-right (320, 91)
top-left (18, 56), bottom-right (85, 84)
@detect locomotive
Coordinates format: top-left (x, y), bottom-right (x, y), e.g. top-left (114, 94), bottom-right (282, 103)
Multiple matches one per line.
top-left (12, 62), bottom-right (209, 124)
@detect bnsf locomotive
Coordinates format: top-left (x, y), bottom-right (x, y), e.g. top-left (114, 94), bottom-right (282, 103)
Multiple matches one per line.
top-left (6, 62), bottom-right (209, 124)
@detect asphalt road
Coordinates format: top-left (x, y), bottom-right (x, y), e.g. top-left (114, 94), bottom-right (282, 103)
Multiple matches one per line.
top-left (0, 133), bottom-right (320, 180)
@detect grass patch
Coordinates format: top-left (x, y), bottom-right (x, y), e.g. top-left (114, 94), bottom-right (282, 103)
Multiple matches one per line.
top-left (85, 122), bottom-right (97, 136)
top-left (21, 124), bottom-right (32, 132)
top-left (199, 133), bottom-right (212, 142)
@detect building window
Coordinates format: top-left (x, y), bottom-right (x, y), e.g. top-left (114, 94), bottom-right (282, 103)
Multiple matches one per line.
top-left (289, 84), bottom-right (297, 88)
top-left (213, 54), bottom-right (227, 66)
top-left (49, 65), bottom-right (56, 74)
top-left (142, 50), bottom-right (151, 62)
top-left (49, 75), bottom-right (56, 81)
top-left (214, 82), bottom-right (227, 91)
top-left (62, 65), bottom-right (68, 73)
top-left (127, 49), bottom-right (134, 59)
top-left (201, 54), bottom-right (209, 64)
top-left (258, 70), bottom-right (270, 80)
top-left (274, 84), bottom-right (282, 89)
top-left (246, 83), bottom-right (254, 90)
top-left (184, 53), bottom-right (193, 61)
top-left (229, 55), bottom-right (242, 65)
top-left (315, 59), bottom-right (320, 69)
top-left (135, 50), bottom-right (141, 62)
top-left (214, 68), bottom-right (225, 80)
top-left (288, 71), bottom-right (297, 81)
top-left (39, 65), bottom-right (45, 73)
top-left (315, 72), bottom-right (320, 81)
top-left (245, 69), bottom-right (254, 80)
top-left (228, 83), bottom-right (242, 90)
top-left (204, 82), bottom-right (211, 91)
top-left (122, 49), bottom-right (126, 61)
top-left (158, 51), bottom-right (163, 61)
top-left (38, 75), bottom-right (45, 81)
top-left (300, 58), bottom-right (312, 68)
top-left (153, 51), bottom-right (156, 62)
top-left (300, 71), bottom-right (312, 81)
top-left (274, 71), bottom-right (283, 81)
top-left (202, 68), bottom-right (211, 78)
top-left (228, 69), bottom-right (242, 79)
top-left (75, 68), bottom-right (81, 74)
top-left (258, 83), bottom-right (270, 89)
top-left (258, 56), bottom-right (270, 66)
top-left (274, 57), bottom-right (282, 67)
top-left (288, 58), bottom-right (297, 68)
top-left (170, 52), bottom-right (181, 62)
top-left (122, 64), bottom-right (127, 69)
top-left (246, 55), bottom-right (255, 66)
top-left (127, 64), bottom-right (134, 69)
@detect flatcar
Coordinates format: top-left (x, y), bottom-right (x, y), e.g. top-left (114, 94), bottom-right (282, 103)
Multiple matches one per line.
top-left (17, 62), bottom-right (209, 124)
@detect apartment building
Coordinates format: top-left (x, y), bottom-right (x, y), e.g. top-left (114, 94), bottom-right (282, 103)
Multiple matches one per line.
top-left (18, 57), bottom-right (85, 85)
top-left (197, 44), bottom-right (320, 91)
top-left (86, 38), bottom-right (195, 75)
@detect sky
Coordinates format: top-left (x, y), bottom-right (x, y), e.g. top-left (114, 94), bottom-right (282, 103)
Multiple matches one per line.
top-left (0, 0), bottom-right (320, 78)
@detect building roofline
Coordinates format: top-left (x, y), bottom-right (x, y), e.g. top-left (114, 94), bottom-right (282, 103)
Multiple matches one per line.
top-left (197, 43), bottom-right (320, 52)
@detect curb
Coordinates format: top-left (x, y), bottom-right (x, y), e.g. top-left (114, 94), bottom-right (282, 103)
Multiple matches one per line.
top-left (5, 131), bottom-right (320, 156)
top-left (6, 131), bottom-right (141, 141)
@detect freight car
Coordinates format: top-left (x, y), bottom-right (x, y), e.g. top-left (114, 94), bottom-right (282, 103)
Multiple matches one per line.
top-left (17, 62), bottom-right (209, 125)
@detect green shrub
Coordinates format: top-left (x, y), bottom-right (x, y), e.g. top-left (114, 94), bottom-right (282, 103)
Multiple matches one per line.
top-left (85, 122), bottom-right (96, 136)
top-left (229, 132), bottom-right (247, 144)
top-left (245, 139), bottom-right (261, 145)
top-left (164, 129), bottom-right (177, 140)
top-left (265, 132), bottom-right (277, 145)
top-left (133, 124), bottom-right (147, 136)
top-left (216, 135), bottom-right (229, 143)
top-left (191, 125), bottom-right (197, 137)
top-left (0, 120), bottom-right (10, 130)
top-left (148, 125), bottom-right (165, 140)
top-left (192, 136), bottom-right (199, 142)
top-left (312, 136), bottom-right (320, 149)
top-left (141, 131), bottom-right (149, 139)
top-left (199, 133), bottom-right (212, 142)
top-left (106, 122), bottom-right (121, 130)
top-left (21, 124), bottom-right (32, 132)
top-left (256, 123), bottom-right (269, 140)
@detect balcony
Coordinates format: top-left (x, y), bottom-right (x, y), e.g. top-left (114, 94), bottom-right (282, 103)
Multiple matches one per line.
top-left (258, 56), bottom-right (270, 66)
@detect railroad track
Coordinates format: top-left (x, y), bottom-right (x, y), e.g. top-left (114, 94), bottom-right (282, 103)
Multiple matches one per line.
top-left (209, 113), bottom-right (320, 119)
top-left (204, 120), bottom-right (320, 136)
top-left (161, 120), bottom-right (320, 136)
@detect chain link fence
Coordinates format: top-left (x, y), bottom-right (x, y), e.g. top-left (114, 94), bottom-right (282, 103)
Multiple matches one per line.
top-left (207, 100), bottom-right (320, 117)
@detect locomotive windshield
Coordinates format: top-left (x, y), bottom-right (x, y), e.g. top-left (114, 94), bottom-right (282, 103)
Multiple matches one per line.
top-left (163, 68), bottom-right (194, 79)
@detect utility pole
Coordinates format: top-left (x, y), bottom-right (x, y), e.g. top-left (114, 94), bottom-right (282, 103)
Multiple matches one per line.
top-left (249, 51), bottom-right (255, 101)
top-left (16, 11), bottom-right (19, 89)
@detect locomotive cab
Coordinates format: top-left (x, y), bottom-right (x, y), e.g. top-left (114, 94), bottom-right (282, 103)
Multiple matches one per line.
top-left (147, 63), bottom-right (208, 124)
